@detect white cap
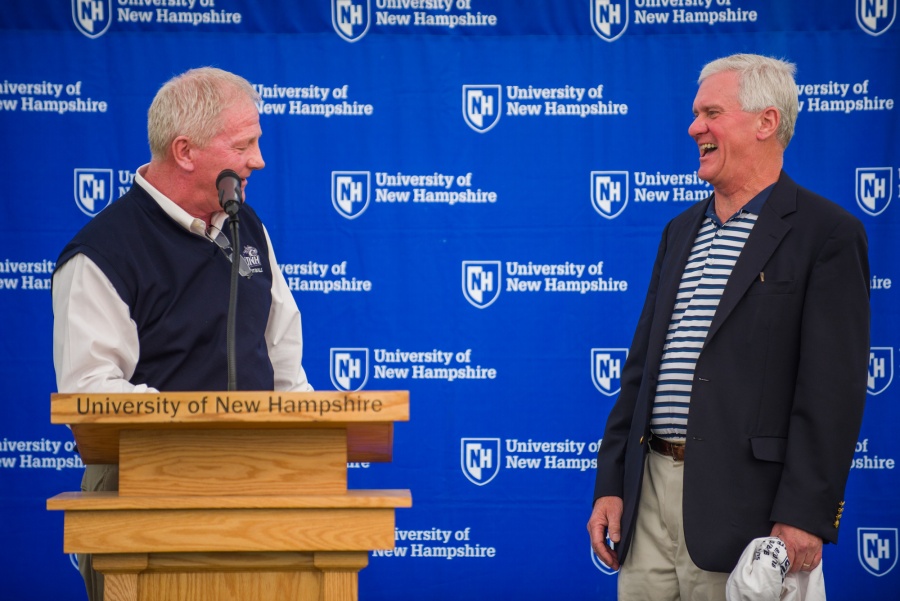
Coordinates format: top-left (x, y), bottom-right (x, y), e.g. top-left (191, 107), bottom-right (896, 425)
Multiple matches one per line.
top-left (726, 537), bottom-right (826, 601)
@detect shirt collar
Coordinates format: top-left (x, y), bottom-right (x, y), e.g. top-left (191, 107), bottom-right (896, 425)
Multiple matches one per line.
top-left (134, 165), bottom-right (227, 236)
top-left (705, 183), bottom-right (775, 226)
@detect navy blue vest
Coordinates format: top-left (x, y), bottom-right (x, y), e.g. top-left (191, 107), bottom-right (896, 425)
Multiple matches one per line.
top-left (56, 184), bottom-right (275, 391)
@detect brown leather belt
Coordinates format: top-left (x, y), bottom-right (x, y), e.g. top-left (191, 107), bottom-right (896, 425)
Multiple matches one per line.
top-left (649, 435), bottom-right (686, 461)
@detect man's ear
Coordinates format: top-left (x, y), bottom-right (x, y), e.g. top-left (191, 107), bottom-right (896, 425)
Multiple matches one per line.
top-left (757, 106), bottom-right (780, 142)
top-left (170, 136), bottom-right (195, 172)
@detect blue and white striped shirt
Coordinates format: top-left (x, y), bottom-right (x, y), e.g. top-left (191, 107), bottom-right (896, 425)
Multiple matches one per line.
top-left (650, 187), bottom-right (773, 443)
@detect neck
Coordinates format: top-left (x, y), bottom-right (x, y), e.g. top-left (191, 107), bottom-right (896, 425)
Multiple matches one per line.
top-left (143, 160), bottom-right (214, 226)
top-left (713, 159), bottom-right (782, 222)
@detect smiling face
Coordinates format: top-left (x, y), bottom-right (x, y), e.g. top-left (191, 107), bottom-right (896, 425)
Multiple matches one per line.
top-left (189, 97), bottom-right (265, 218)
top-left (688, 70), bottom-right (767, 195)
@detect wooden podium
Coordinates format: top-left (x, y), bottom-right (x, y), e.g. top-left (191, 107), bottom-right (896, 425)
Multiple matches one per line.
top-left (47, 391), bottom-right (411, 601)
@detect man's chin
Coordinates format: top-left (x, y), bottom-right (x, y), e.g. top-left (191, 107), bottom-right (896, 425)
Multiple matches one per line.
top-left (696, 163), bottom-right (716, 185)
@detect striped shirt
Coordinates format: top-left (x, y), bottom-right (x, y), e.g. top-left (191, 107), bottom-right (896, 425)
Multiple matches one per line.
top-left (650, 187), bottom-right (773, 443)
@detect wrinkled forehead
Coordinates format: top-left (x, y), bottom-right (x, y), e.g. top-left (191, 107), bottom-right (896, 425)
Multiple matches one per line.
top-left (216, 98), bottom-right (263, 135)
top-left (693, 71), bottom-right (741, 111)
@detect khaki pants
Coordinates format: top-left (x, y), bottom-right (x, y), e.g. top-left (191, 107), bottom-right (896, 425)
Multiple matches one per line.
top-left (77, 464), bottom-right (119, 601)
top-left (618, 449), bottom-right (729, 601)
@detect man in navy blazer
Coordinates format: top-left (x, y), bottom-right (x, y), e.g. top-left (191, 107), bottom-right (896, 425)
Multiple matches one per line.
top-left (587, 54), bottom-right (869, 600)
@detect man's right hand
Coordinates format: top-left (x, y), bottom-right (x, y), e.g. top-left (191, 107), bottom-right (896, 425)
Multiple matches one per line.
top-left (587, 496), bottom-right (623, 571)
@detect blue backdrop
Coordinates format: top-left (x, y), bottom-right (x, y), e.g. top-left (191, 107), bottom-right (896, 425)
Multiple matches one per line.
top-left (1, 1), bottom-right (898, 599)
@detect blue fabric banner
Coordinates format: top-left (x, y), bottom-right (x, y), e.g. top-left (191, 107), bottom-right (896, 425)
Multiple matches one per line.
top-left (1, 1), bottom-right (897, 599)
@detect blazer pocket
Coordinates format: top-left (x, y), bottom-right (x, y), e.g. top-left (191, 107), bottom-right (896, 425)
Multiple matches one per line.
top-left (750, 436), bottom-right (787, 463)
top-left (746, 279), bottom-right (795, 296)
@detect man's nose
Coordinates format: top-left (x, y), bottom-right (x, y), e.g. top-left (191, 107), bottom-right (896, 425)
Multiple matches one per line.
top-left (688, 115), bottom-right (705, 138)
top-left (248, 146), bottom-right (265, 170)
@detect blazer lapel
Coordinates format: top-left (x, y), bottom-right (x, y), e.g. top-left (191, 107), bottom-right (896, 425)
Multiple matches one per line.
top-left (646, 202), bottom-right (708, 366)
top-left (705, 172), bottom-right (798, 345)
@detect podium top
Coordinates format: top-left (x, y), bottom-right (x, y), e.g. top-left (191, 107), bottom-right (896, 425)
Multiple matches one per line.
top-left (51, 391), bottom-right (409, 464)
top-left (51, 391), bottom-right (408, 425)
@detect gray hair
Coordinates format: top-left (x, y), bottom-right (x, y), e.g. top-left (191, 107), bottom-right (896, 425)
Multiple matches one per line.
top-left (147, 67), bottom-right (259, 159)
top-left (699, 54), bottom-right (799, 148)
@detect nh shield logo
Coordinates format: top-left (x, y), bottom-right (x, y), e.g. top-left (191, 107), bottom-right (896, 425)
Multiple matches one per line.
top-left (591, 0), bottom-right (629, 42)
top-left (857, 0), bottom-right (896, 36)
top-left (591, 547), bottom-right (619, 575)
top-left (856, 167), bottom-right (893, 216)
top-left (591, 171), bottom-right (629, 219)
top-left (868, 347), bottom-right (894, 395)
top-left (333, 0), bottom-right (370, 42)
top-left (462, 261), bottom-right (501, 309)
top-left (73, 0), bottom-right (111, 39)
top-left (591, 348), bottom-right (628, 396)
top-left (463, 85), bottom-right (502, 133)
top-left (332, 171), bottom-right (370, 219)
top-left (330, 348), bottom-right (369, 392)
top-left (461, 438), bottom-right (500, 486)
top-left (858, 528), bottom-right (898, 576)
top-left (74, 169), bottom-right (113, 217)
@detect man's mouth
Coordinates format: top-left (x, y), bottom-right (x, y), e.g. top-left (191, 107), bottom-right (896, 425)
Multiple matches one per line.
top-left (700, 143), bottom-right (717, 158)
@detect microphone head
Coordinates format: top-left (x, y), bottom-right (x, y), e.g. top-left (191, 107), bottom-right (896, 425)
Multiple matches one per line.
top-left (216, 169), bottom-right (243, 216)
top-left (216, 168), bottom-right (241, 187)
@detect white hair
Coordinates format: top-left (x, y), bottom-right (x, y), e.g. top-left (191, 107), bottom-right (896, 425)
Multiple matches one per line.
top-left (699, 54), bottom-right (799, 148)
top-left (147, 67), bottom-right (259, 159)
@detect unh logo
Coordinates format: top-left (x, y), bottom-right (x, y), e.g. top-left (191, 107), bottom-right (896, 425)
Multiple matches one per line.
top-left (868, 347), bottom-right (894, 395)
top-left (857, 0), bottom-right (896, 36)
top-left (591, 547), bottom-right (619, 575)
top-left (461, 438), bottom-right (500, 486)
top-left (858, 528), bottom-right (898, 576)
top-left (72, 0), bottom-right (111, 39)
top-left (74, 169), bottom-right (113, 217)
top-left (856, 167), bottom-right (893, 216)
top-left (333, 0), bottom-right (370, 42)
top-left (591, 348), bottom-right (627, 396)
top-left (332, 171), bottom-right (370, 219)
top-left (462, 85), bottom-right (502, 133)
top-left (591, 0), bottom-right (629, 42)
top-left (330, 348), bottom-right (369, 392)
top-left (591, 171), bottom-right (629, 219)
top-left (462, 261), bottom-right (501, 309)
top-left (242, 245), bottom-right (262, 271)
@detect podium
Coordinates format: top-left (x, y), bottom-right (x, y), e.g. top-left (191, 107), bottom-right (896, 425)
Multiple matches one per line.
top-left (47, 391), bottom-right (411, 601)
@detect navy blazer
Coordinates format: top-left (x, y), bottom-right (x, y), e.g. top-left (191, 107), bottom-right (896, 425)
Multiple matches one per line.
top-left (594, 171), bottom-right (870, 572)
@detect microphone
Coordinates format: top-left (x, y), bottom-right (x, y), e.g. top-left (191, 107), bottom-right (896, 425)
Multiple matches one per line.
top-left (216, 169), bottom-right (243, 216)
top-left (216, 169), bottom-right (243, 390)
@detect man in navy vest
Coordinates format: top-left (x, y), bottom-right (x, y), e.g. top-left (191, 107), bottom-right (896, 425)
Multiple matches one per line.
top-left (52, 67), bottom-right (313, 601)
top-left (587, 54), bottom-right (869, 600)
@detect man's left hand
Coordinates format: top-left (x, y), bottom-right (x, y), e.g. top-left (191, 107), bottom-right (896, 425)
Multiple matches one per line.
top-left (771, 522), bottom-right (822, 573)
